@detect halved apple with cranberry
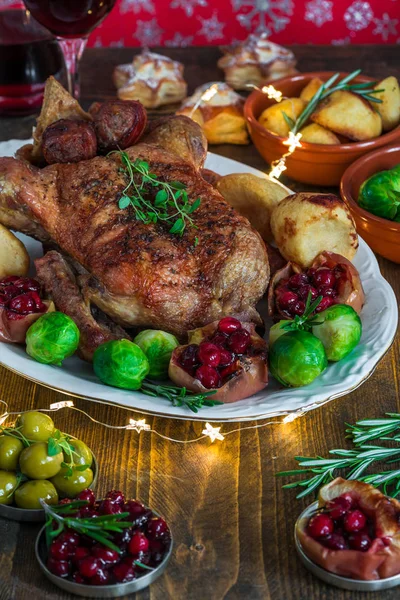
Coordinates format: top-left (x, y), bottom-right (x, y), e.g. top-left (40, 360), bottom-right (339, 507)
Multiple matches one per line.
top-left (169, 317), bottom-right (268, 403)
top-left (268, 251), bottom-right (365, 320)
top-left (296, 477), bottom-right (400, 580)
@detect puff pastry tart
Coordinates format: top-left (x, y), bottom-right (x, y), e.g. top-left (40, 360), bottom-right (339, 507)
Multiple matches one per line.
top-left (177, 82), bottom-right (249, 145)
top-left (113, 50), bottom-right (187, 109)
top-left (218, 34), bottom-right (297, 91)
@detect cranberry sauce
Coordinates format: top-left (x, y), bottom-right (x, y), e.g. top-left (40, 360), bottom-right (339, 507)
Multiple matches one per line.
top-left (0, 276), bottom-right (46, 319)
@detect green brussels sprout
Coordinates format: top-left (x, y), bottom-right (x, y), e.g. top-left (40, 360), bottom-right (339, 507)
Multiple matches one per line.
top-left (93, 339), bottom-right (150, 390)
top-left (133, 329), bottom-right (179, 379)
top-left (358, 169), bottom-right (400, 221)
top-left (269, 330), bottom-right (327, 387)
top-left (269, 320), bottom-right (292, 347)
top-left (26, 312), bottom-right (80, 365)
top-left (312, 304), bottom-right (362, 362)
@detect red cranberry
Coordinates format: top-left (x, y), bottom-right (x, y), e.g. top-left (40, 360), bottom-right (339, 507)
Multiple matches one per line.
top-left (124, 553), bottom-right (151, 570)
top-left (147, 517), bottom-right (168, 539)
top-left (149, 539), bottom-right (165, 564)
top-left (113, 562), bottom-right (136, 583)
top-left (50, 539), bottom-right (73, 560)
top-left (112, 528), bottom-right (132, 548)
top-left (58, 530), bottom-right (81, 547)
top-left (106, 490), bottom-right (125, 505)
top-left (219, 349), bottom-right (234, 367)
top-left (323, 533), bottom-right (348, 550)
top-left (289, 273), bottom-right (309, 289)
top-left (129, 532), bottom-right (150, 556)
top-left (7, 293), bottom-right (37, 314)
top-left (179, 344), bottom-right (199, 370)
top-left (72, 546), bottom-right (90, 565)
top-left (90, 568), bottom-right (111, 585)
top-left (72, 571), bottom-right (86, 584)
top-left (195, 365), bottom-right (221, 389)
top-left (318, 286), bottom-right (338, 298)
top-left (92, 545), bottom-right (119, 565)
top-left (0, 276), bottom-right (20, 285)
top-left (124, 500), bottom-right (147, 521)
top-left (313, 268), bottom-right (336, 288)
top-left (308, 513), bottom-right (334, 539)
top-left (278, 290), bottom-right (298, 311)
top-left (0, 285), bottom-right (18, 303)
top-left (344, 510), bottom-right (367, 533)
top-left (197, 342), bottom-right (221, 367)
top-left (297, 285), bottom-right (318, 301)
top-left (77, 488), bottom-right (96, 506)
top-left (99, 499), bottom-right (122, 515)
top-left (349, 532), bottom-right (371, 551)
top-left (14, 278), bottom-right (41, 292)
top-left (218, 317), bottom-right (242, 334)
top-left (47, 558), bottom-right (70, 578)
top-left (210, 333), bottom-right (228, 348)
top-left (326, 496), bottom-right (352, 520)
top-left (78, 506), bottom-right (97, 518)
top-left (315, 297), bottom-right (334, 313)
top-left (228, 329), bottom-right (251, 354)
top-left (78, 556), bottom-right (101, 578)
top-left (292, 301), bottom-right (305, 316)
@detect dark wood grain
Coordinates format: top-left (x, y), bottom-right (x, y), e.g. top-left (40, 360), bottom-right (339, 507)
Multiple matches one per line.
top-left (0, 45), bottom-right (399, 600)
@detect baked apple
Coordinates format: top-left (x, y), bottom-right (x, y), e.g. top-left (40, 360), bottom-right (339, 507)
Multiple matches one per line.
top-left (169, 317), bottom-right (268, 403)
top-left (268, 251), bottom-right (365, 319)
top-left (0, 276), bottom-right (54, 343)
top-left (297, 477), bottom-right (400, 580)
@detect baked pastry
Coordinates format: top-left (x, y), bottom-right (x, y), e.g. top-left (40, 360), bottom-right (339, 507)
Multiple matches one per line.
top-left (218, 34), bottom-right (297, 91)
top-left (177, 82), bottom-right (249, 145)
top-left (113, 50), bottom-right (187, 109)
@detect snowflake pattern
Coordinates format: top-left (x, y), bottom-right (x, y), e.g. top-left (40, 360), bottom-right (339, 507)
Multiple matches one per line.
top-left (304, 0), bottom-right (333, 27)
top-left (232, 0), bottom-right (294, 35)
top-left (133, 18), bottom-right (164, 46)
top-left (332, 36), bottom-right (351, 45)
top-left (197, 12), bottom-right (225, 41)
top-left (372, 13), bottom-right (398, 40)
top-left (120, 0), bottom-right (155, 14)
top-left (109, 38), bottom-right (125, 48)
top-left (165, 32), bottom-right (195, 47)
top-left (92, 37), bottom-right (103, 48)
top-left (170, 0), bottom-right (208, 18)
top-left (344, 1), bottom-right (374, 31)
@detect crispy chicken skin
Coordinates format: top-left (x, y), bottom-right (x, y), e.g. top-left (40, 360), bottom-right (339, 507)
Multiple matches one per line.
top-left (0, 118), bottom-right (269, 338)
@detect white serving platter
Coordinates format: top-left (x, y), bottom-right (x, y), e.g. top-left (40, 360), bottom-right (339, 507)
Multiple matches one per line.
top-left (0, 140), bottom-right (397, 422)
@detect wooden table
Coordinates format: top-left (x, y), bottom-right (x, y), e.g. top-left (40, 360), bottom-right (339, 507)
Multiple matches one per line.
top-left (0, 46), bottom-right (399, 600)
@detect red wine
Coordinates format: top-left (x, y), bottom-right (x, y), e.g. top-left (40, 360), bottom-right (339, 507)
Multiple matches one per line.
top-left (23, 0), bottom-right (117, 38)
top-left (0, 10), bottom-right (64, 115)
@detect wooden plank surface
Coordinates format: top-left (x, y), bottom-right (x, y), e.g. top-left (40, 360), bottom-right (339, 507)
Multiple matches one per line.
top-left (0, 45), bottom-right (399, 600)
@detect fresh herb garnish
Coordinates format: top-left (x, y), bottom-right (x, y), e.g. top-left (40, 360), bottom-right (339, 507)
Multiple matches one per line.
top-left (277, 413), bottom-right (400, 499)
top-left (113, 150), bottom-right (201, 237)
top-left (283, 69), bottom-right (384, 134)
top-left (279, 292), bottom-right (324, 333)
top-left (140, 380), bottom-right (222, 414)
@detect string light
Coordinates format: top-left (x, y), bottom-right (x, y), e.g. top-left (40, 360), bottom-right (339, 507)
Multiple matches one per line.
top-left (188, 83), bottom-right (218, 118)
top-left (283, 131), bottom-right (303, 153)
top-left (261, 84), bottom-right (283, 102)
top-left (202, 422), bottom-right (225, 443)
top-left (126, 418), bottom-right (150, 433)
top-left (50, 400), bottom-right (74, 410)
top-left (269, 158), bottom-right (287, 180)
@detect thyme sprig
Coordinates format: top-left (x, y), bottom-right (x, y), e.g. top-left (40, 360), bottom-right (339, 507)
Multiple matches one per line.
top-left (140, 381), bottom-right (221, 413)
top-left (113, 151), bottom-right (201, 236)
top-left (277, 414), bottom-right (400, 499)
top-left (283, 69), bottom-right (384, 134)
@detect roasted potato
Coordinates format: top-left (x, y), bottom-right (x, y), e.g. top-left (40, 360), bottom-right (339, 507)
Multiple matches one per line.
top-left (217, 173), bottom-right (288, 241)
top-left (372, 76), bottom-right (400, 132)
top-left (299, 123), bottom-right (340, 144)
top-left (258, 98), bottom-right (305, 137)
top-left (270, 192), bottom-right (358, 268)
top-left (311, 90), bottom-right (382, 141)
top-left (300, 77), bottom-right (323, 103)
top-left (0, 225), bottom-right (29, 278)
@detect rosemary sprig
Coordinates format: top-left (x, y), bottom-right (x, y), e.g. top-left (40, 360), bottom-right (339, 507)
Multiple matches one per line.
top-left (279, 292), bottom-right (324, 334)
top-left (140, 381), bottom-right (221, 413)
top-left (283, 69), bottom-right (384, 134)
top-left (277, 413), bottom-right (400, 499)
top-left (113, 151), bottom-right (201, 237)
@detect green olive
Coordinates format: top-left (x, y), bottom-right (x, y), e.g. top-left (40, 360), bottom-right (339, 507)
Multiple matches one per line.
top-left (0, 436), bottom-right (24, 471)
top-left (67, 439), bottom-right (93, 467)
top-left (51, 467), bottom-right (94, 499)
top-left (0, 470), bottom-right (17, 505)
top-left (14, 480), bottom-right (58, 509)
top-left (16, 412), bottom-right (54, 442)
top-left (19, 442), bottom-right (63, 480)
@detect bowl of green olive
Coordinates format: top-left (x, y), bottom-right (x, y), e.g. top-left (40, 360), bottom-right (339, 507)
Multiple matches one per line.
top-left (0, 410), bottom-right (97, 522)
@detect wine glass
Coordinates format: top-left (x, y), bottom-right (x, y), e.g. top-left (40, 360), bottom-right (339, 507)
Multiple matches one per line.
top-left (21, 0), bottom-right (117, 98)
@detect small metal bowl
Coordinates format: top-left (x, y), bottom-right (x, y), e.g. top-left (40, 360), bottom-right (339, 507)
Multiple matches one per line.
top-left (35, 508), bottom-right (173, 598)
top-left (295, 502), bottom-right (400, 591)
top-left (0, 447), bottom-right (98, 523)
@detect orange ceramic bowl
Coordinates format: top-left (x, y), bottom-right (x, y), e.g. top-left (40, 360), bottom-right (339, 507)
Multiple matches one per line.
top-left (244, 71), bottom-right (400, 186)
top-left (340, 144), bottom-right (400, 263)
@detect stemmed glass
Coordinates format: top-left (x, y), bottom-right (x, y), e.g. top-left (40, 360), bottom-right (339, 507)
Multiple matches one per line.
top-left (22, 0), bottom-right (117, 98)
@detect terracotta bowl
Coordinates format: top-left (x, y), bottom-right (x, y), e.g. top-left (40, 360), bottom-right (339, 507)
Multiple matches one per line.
top-left (244, 71), bottom-right (400, 186)
top-left (340, 144), bottom-right (400, 264)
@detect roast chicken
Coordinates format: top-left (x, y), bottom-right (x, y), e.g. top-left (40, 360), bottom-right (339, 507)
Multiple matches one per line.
top-left (0, 116), bottom-right (269, 356)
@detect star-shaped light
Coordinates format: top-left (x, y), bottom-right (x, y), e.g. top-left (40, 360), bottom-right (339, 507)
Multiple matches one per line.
top-left (269, 158), bottom-right (287, 180)
top-left (283, 131), bottom-right (303, 153)
top-left (0, 413), bottom-right (8, 426)
top-left (50, 401), bottom-right (74, 409)
top-left (261, 84), bottom-right (283, 102)
top-left (202, 422), bottom-right (224, 443)
top-left (127, 418), bottom-right (150, 433)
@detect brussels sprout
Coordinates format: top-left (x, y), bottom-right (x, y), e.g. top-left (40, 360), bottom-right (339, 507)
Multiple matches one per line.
top-left (358, 169), bottom-right (400, 221)
top-left (312, 304), bottom-right (362, 362)
top-left (269, 320), bottom-right (292, 347)
top-left (93, 339), bottom-right (150, 390)
top-left (25, 312), bottom-right (80, 365)
top-left (133, 329), bottom-right (179, 379)
top-left (269, 330), bottom-right (327, 387)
